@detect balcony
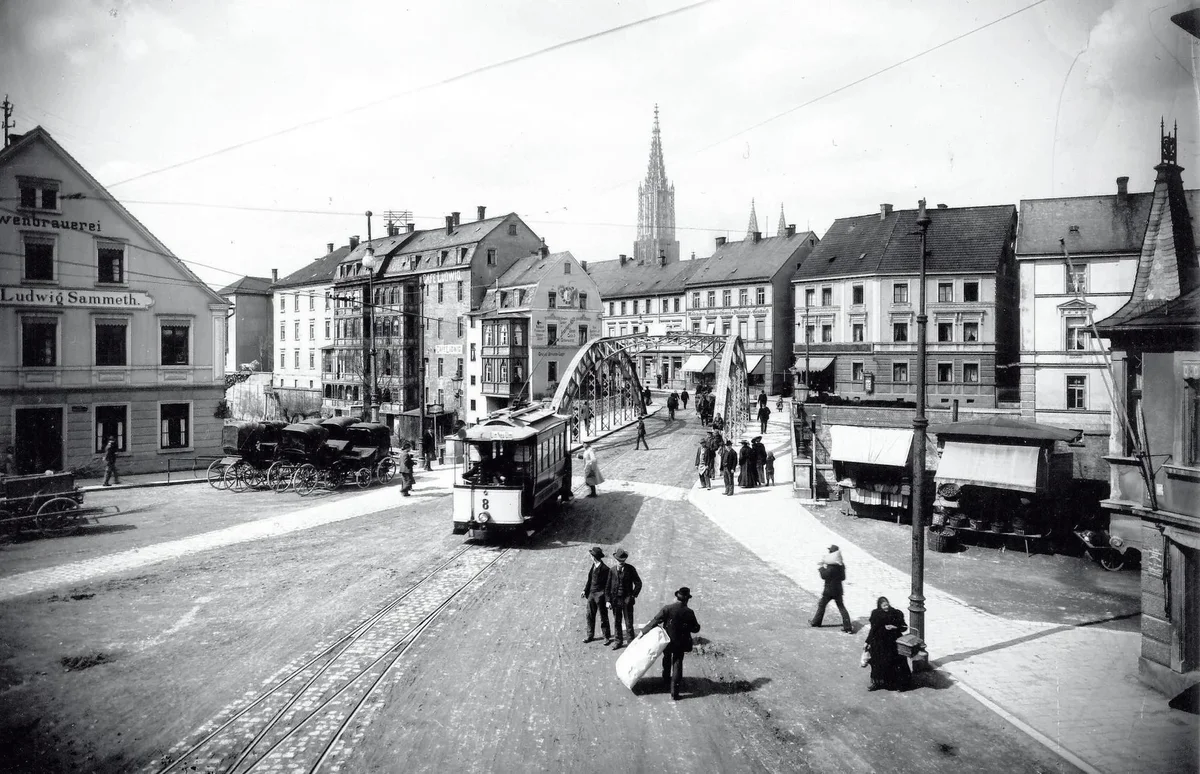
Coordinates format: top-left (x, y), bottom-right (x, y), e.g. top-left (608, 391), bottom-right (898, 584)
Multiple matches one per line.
top-left (481, 379), bottom-right (529, 398)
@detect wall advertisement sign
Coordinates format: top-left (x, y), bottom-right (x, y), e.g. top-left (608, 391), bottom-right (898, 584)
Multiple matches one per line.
top-left (0, 286), bottom-right (155, 309)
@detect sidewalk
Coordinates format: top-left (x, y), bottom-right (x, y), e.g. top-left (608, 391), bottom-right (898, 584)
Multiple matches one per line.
top-left (687, 455), bottom-right (1198, 774)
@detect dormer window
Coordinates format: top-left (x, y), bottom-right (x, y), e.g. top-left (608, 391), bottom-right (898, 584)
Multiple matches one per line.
top-left (18, 177), bottom-right (60, 212)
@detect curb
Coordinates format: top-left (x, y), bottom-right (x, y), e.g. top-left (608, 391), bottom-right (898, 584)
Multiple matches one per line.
top-left (80, 477), bottom-right (210, 493)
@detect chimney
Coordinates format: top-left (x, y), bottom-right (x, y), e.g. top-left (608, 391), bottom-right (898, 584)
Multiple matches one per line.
top-left (452, 211), bottom-right (461, 227)
top-left (753, 231), bottom-right (762, 244)
top-left (406, 223), bottom-right (415, 233)
top-left (326, 242), bottom-right (334, 254)
top-left (619, 254), bottom-right (628, 266)
top-left (936, 203), bottom-right (948, 209)
top-left (580, 260), bottom-right (588, 272)
top-left (1117, 176), bottom-right (1129, 198)
top-left (386, 224), bottom-right (397, 237)
top-left (349, 235), bottom-right (360, 250)
top-left (539, 239), bottom-right (549, 258)
top-left (715, 236), bottom-right (727, 247)
top-left (880, 203), bottom-right (893, 220)
top-left (477, 205), bottom-right (487, 221)
top-left (786, 224), bottom-right (796, 238)
top-left (659, 252), bottom-right (667, 266)
top-left (445, 215), bottom-right (454, 235)
top-left (271, 268), bottom-right (278, 282)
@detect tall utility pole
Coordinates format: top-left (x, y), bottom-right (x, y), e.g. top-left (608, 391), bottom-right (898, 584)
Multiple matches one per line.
top-left (910, 199), bottom-right (931, 659)
top-left (2, 96), bottom-right (14, 147)
top-left (418, 281), bottom-right (427, 451)
top-left (362, 212), bottom-right (379, 422)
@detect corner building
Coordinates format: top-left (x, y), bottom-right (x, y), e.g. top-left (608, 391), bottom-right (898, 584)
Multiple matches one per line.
top-left (0, 128), bottom-right (229, 474)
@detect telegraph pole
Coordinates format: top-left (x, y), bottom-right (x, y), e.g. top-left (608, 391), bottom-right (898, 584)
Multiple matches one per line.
top-left (418, 281), bottom-right (428, 457)
top-left (2, 97), bottom-right (14, 147)
top-left (910, 199), bottom-right (931, 663)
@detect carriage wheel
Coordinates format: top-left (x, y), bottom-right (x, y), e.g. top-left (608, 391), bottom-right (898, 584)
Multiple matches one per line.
top-left (323, 465), bottom-right (347, 491)
top-left (36, 497), bottom-right (82, 534)
top-left (224, 462), bottom-right (249, 492)
top-left (356, 468), bottom-right (373, 488)
top-left (244, 466), bottom-right (267, 490)
top-left (376, 458), bottom-right (396, 484)
top-left (268, 462), bottom-right (293, 493)
top-left (293, 464), bottom-right (318, 497)
top-left (207, 459), bottom-right (230, 490)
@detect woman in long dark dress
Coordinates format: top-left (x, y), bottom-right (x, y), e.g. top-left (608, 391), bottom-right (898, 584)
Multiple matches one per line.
top-left (865, 596), bottom-right (912, 691)
top-left (737, 441), bottom-right (752, 488)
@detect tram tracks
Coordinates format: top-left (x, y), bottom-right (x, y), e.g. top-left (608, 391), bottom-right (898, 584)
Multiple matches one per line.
top-left (153, 544), bottom-right (510, 774)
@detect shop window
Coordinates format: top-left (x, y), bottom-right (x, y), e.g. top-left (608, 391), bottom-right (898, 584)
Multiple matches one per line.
top-left (893, 283), bottom-right (909, 304)
top-left (95, 320), bottom-right (127, 366)
top-left (963, 282), bottom-right (979, 302)
top-left (963, 363), bottom-right (980, 383)
top-left (852, 285), bottom-right (864, 305)
top-left (852, 362), bottom-right (864, 381)
top-left (963, 322), bottom-right (979, 342)
top-left (937, 322), bottom-right (953, 342)
top-left (893, 362), bottom-right (909, 383)
top-left (893, 322), bottom-right (908, 342)
top-left (1066, 375), bottom-right (1087, 409)
top-left (23, 235), bottom-right (55, 281)
top-left (548, 324), bottom-right (558, 345)
top-left (852, 323), bottom-right (864, 342)
top-left (160, 403), bottom-right (190, 449)
top-left (161, 323), bottom-right (190, 365)
top-left (22, 318), bottom-right (57, 366)
top-left (937, 282), bottom-right (953, 302)
top-left (97, 244), bottom-right (125, 284)
top-left (95, 405), bottom-right (127, 452)
top-left (1065, 316), bottom-right (1091, 351)
top-left (937, 363), bottom-right (953, 382)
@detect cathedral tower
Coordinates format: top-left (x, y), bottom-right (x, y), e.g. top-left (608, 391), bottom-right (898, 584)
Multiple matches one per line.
top-left (634, 105), bottom-right (680, 265)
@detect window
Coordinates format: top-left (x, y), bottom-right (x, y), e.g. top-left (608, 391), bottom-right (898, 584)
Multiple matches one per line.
top-left (720, 319), bottom-right (730, 335)
top-left (821, 287), bottom-right (832, 306)
top-left (458, 317), bottom-right (464, 337)
top-left (805, 325), bottom-right (815, 344)
top-left (963, 322), bottom-right (979, 342)
top-left (963, 363), bottom-right (979, 383)
top-left (563, 261), bottom-right (571, 275)
top-left (738, 318), bottom-right (748, 338)
top-left (308, 294), bottom-right (314, 311)
top-left (937, 283), bottom-right (953, 303)
top-left (620, 300), bottom-right (627, 315)
top-left (635, 300), bottom-right (640, 315)
top-left (852, 362), bottom-right (864, 381)
top-left (470, 343), bottom-right (477, 362)
top-left (456, 281), bottom-right (464, 302)
top-left (937, 322), bottom-right (953, 342)
top-left (893, 362), bottom-right (909, 383)
top-left (821, 324), bottom-right (832, 342)
top-left (325, 320), bottom-right (331, 339)
top-left (852, 285), bottom-right (864, 305)
top-left (459, 247), bottom-right (468, 264)
top-left (325, 293), bottom-right (331, 311)
top-left (161, 323), bottom-right (190, 365)
top-left (580, 292), bottom-right (588, 309)
top-left (309, 351), bottom-right (315, 369)
top-left (497, 324), bottom-right (507, 345)
top-left (893, 322), bottom-right (909, 342)
top-left (486, 248), bottom-right (497, 265)
top-left (692, 321), bottom-right (700, 333)
top-left (707, 291), bottom-right (716, 307)
top-left (608, 301), bottom-right (615, 316)
top-left (1065, 316), bottom-right (1091, 351)
top-left (440, 251), bottom-right (449, 267)
top-left (691, 292), bottom-right (700, 308)
top-left (578, 325), bottom-right (588, 343)
top-left (294, 321), bottom-right (300, 340)
top-left (160, 403), bottom-right (190, 449)
top-left (937, 363), bottom-right (953, 382)
top-left (739, 289), bottom-right (748, 306)
top-left (280, 322), bottom-right (287, 342)
top-left (547, 324), bottom-right (558, 345)
top-left (308, 322), bottom-right (315, 341)
top-left (500, 291), bottom-right (509, 308)
top-left (438, 357), bottom-right (444, 377)
top-left (293, 293), bottom-right (299, 310)
top-left (18, 177), bottom-right (59, 211)
top-left (95, 320), bottom-right (127, 366)
top-left (547, 361), bottom-right (558, 382)
top-left (1066, 264), bottom-right (1088, 295)
top-left (293, 349), bottom-right (299, 370)
top-left (756, 287), bottom-right (765, 305)
top-left (674, 298), bottom-right (681, 312)
top-left (508, 223), bottom-right (518, 236)
top-left (1186, 381), bottom-right (1200, 465)
top-left (23, 234), bottom-right (54, 281)
top-left (609, 324), bottom-right (617, 336)
top-left (95, 405), bottom-right (127, 453)
top-left (755, 319), bottom-right (765, 340)
top-left (438, 283), bottom-right (444, 303)
top-left (499, 360), bottom-right (508, 383)
top-left (22, 317), bottom-right (57, 366)
top-left (893, 283), bottom-right (909, 303)
top-left (97, 243), bottom-right (125, 284)
top-left (852, 323), bottom-right (864, 342)
top-left (1066, 375), bottom-right (1087, 409)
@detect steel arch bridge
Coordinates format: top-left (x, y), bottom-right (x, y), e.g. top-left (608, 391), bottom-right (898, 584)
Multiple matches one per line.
top-left (549, 333), bottom-right (750, 441)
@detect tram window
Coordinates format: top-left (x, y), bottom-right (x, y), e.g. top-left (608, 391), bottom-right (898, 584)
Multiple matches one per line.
top-left (514, 446), bottom-right (532, 463)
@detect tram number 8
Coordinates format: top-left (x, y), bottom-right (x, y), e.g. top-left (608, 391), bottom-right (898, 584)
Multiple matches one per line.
top-left (481, 498), bottom-right (489, 511)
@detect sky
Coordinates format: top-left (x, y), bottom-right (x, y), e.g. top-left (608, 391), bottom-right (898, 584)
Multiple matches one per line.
top-left (1, 0), bottom-right (1197, 289)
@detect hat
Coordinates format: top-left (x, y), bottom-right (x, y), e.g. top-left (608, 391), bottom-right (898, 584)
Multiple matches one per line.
top-left (674, 587), bottom-right (692, 600)
top-left (613, 548), bottom-right (629, 560)
top-left (827, 544), bottom-right (839, 553)
top-left (740, 439), bottom-right (750, 445)
top-left (752, 436), bottom-right (762, 442)
top-left (589, 546), bottom-right (605, 559)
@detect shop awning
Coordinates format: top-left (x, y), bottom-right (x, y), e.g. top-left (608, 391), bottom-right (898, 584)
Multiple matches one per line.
top-left (935, 441), bottom-right (1043, 493)
top-left (792, 356), bottom-right (833, 374)
top-left (683, 355), bottom-right (715, 373)
top-left (746, 354), bottom-right (766, 375)
top-left (830, 425), bottom-right (913, 467)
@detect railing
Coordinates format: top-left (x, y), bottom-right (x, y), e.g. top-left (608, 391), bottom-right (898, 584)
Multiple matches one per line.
top-left (166, 456), bottom-right (223, 482)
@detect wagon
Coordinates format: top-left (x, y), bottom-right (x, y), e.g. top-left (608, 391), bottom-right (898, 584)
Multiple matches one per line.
top-left (266, 423), bottom-right (332, 492)
top-left (0, 472), bottom-right (115, 536)
top-left (319, 416), bottom-right (359, 440)
top-left (344, 422), bottom-right (397, 484)
top-left (208, 421), bottom-right (288, 491)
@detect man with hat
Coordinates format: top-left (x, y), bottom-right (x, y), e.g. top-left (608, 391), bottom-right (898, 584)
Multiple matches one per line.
top-left (606, 548), bottom-right (642, 649)
top-left (695, 435), bottom-right (715, 490)
top-left (642, 587), bottom-right (702, 700)
top-left (580, 546), bottom-right (613, 644)
top-left (809, 545), bottom-right (853, 633)
top-left (719, 439), bottom-right (738, 496)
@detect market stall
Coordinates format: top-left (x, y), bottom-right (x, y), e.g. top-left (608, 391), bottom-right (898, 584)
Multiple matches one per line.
top-left (831, 424), bottom-right (914, 522)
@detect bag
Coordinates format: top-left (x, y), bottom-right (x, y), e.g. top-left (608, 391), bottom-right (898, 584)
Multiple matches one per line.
top-left (818, 565), bottom-right (830, 580)
top-left (860, 648), bottom-right (870, 668)
top-left (615, 626), bottom-right (671, 691)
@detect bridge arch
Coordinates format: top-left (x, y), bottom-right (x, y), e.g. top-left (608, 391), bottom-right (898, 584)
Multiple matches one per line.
top-left (550, 333), bottom-right (750, 441)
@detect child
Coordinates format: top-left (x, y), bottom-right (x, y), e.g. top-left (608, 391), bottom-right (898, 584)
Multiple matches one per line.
top-left (765, 451), bottom-right (776, 486)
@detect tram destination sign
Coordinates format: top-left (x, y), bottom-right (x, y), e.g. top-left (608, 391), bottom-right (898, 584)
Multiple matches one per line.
top-left (0, 286), bottom-right (155, 309)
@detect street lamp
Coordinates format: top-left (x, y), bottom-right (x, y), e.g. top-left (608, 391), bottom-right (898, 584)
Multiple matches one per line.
top-left (361, 215), bottom-right (379, 423)
top-left (909, 198), bottom-right (931, 668)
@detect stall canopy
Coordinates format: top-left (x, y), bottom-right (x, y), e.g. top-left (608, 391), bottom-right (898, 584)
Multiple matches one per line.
top-left (830, 425), bottom-right (913, 467)
top-left (792, 356), bottom-right (834, 374)
top-left (935, 441), bottom-right (1043, 493)
top-left (746, 354), bottom-right (766, 375)
top-left (682, 354), bottom-right (715, 373)
top-left (927, 417), bottom-right (1080, 443)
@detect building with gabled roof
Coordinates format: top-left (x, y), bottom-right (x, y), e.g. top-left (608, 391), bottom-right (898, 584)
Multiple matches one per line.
top-left (218, 275), bottom-right (273, 376)
top-left (0, 127), bottom-right (230, 474)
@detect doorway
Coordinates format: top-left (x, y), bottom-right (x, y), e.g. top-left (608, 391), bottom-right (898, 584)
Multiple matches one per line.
top-left (14, 407), bottom-right (64, 474)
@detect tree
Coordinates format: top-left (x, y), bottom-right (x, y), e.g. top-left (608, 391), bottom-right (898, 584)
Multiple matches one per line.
top-left (274, 388), bottom-right (323, 423)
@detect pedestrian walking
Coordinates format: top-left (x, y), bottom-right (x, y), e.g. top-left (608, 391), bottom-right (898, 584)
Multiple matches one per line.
top-left (656, 373), bottom-right (663, 389)
top-left (720, 440), bottom-right (737, 496)
top-left (422, 430), bottom-right (435, 471)
top-left (581, 546), bottom-right (613, 645)
top-left (695, 438), bottom-right (714, 490)
top-left (102, 437), bottom-right (120, 486)
top-left (757, 403), bottom-right (771, 435)
top-left (680, 388), bottom-right (689, 409)
top-left (642, 386), bottom-right (652, 406)
top-left (758, 390), bottom-right (768, 410)
top-left (641, 587), bottom-right (701, 700)
top-left (752, 436), bottom-right (767, 485)
top-left (580, 441), bottom-right (603, 497)
top-left (666, 392), bottom-right (678, 421)
top-left (809, 545), bottom-right (853, 633)
top-left (399, 446), bottom-right (415, 496)
top-left (606, 548), bottom-right (643, 649)
top-left (864, 596), bottom-right (912, 691)
top-left (634, 415), bottom-right (649, 450)
top-left (580, 401), bottom-right (593, 437)
top-left (765, 451), bottom-right (776, 486)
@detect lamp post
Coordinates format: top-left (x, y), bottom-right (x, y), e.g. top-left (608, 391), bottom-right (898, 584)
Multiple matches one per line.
top-left (361, 211), bottom-right (379, 422)
top-left (909, 198), bottom-right (931, 666)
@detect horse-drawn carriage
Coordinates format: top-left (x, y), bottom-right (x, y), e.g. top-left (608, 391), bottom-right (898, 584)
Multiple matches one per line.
top-left (0, 472), bottom-right (115, 536)
top-left (208, 420), bottom-right (288, 491)
top-left (289, 421), bottom-right (396, 496)
top-left (266, 423), bottom-right (335, 493)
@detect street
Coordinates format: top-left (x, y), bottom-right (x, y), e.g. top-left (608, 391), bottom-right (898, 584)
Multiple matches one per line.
top-left (0, 409), bottom-right (1138, 773)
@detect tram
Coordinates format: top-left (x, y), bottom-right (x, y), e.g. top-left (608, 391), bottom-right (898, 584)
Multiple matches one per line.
top-left (452, 403), bottom-right (573, 536)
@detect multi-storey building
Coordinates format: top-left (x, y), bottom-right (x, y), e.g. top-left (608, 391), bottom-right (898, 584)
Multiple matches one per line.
top-left (464, 249), bottom-right (601, 422)
top-left (0, 127), bottom-right (229, 474)
top-left (790, 203), bottom-right (1018, 408)
top-left (329, 210), bottom-right (542, 432)
top-left (634, 106), bottom-right (680, 266)
top-left (686, 222), bottom-right (818, 393)
top-left (1016, 176), bottom-right (1200, 482)
top-left (588, 253), bottom-right (703, 389)
top-left (218, 275), bottom-right (273, 375)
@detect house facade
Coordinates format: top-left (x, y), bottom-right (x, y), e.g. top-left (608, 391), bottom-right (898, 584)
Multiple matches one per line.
top-left (219, 275), bottom-right (273, 376)
top-left (0, 127), bottom-right (228, 474)
top-left (790, 203), bottom-right (1018, 408)
top-left (465, 250), bottom-right (601, 423)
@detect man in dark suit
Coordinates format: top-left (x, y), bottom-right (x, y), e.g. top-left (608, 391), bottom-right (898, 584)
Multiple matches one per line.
top-left (581, 546), bottom-right (612, 644)
top-left (642, 587), bottom-right (702, 700)
top-left (720, 440), bottom-right (738, 496)
top-left (606, 548), bottom-right (643, 649)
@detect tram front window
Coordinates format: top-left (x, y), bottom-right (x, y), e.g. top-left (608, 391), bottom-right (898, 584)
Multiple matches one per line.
top-left (461, 441), bottom-right (526, 486)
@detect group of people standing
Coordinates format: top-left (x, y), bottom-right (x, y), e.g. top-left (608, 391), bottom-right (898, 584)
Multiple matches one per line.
top-left (581, 546), bottom-right (701, 700)
top-left (695, 430), bottom-right (774, 495)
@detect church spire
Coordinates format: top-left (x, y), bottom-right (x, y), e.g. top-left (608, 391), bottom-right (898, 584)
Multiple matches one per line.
top-left (746, 199), bottom-right (759, 239)
top-left (635, 104), bottom-right (679, 265)
top-left (777, 203), bottom-right (788, 237)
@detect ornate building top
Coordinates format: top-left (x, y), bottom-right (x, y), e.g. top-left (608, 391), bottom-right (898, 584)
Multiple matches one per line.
top-left (746, 199), bottom-right (759, 238)
top-left (635, 105), bottom-right (680, 266)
